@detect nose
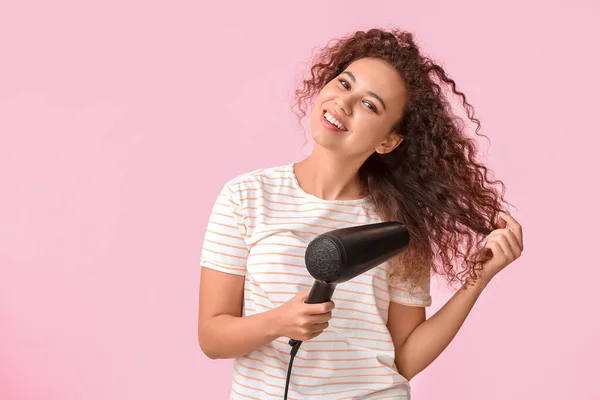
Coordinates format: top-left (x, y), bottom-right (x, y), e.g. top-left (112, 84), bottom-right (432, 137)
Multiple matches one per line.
top-left (335, 96), bottom-right (351, 116)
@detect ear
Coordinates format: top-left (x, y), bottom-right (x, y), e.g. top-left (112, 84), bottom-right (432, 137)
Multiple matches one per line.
top-left (375, 132), bottom-right (404, 155)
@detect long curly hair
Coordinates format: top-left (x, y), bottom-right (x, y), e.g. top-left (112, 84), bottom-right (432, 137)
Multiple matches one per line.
top-left (293, 28), bottom-right (510, 287)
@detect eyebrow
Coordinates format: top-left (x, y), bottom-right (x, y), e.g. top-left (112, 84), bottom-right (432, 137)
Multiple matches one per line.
top-left (341, 71), bottom-right (387, 111)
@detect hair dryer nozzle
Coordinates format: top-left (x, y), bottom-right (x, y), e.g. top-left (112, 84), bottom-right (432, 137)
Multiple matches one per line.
top-left (305, 222), bottom-right (410, 284)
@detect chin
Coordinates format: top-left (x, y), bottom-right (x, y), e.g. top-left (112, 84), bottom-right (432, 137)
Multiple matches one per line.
top-left (310, 131), bottom-right (344, 154)
top-left (308, 108), bottom-right (349, 153)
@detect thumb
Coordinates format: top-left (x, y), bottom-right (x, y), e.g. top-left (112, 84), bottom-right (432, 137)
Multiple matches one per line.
top-left (494, 213), bottom-right (508, 229)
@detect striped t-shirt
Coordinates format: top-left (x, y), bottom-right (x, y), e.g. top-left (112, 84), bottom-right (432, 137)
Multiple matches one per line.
top-left (200, 164), bottom-right (432, 399)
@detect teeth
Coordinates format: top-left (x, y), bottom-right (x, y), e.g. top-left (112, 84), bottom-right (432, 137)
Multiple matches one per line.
top-left (324, 111), bottom-right (346, 131)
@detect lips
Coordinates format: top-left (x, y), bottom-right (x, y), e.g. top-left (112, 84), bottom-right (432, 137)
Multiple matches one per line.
top-left (322, 109), bottom-right (348, 131)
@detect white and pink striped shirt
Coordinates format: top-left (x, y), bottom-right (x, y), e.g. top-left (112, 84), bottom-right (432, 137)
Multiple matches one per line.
top-left (201, 164), bottom-right (432, 399)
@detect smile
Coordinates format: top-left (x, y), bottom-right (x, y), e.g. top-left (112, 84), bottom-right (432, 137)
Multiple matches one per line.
top-left (322, 110), bottom-right (347, 131)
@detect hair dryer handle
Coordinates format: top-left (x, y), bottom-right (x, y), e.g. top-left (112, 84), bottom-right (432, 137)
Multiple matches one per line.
top-left (305, 280), bottom-right (337, 304)
top-left (288, 281), bottom-right (336, 348)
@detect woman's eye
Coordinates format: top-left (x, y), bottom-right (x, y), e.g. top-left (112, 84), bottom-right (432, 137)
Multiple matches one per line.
top-left (339, 79), bottom-right (350, 89)
top-left (364, 101), bottom-right (378, 113)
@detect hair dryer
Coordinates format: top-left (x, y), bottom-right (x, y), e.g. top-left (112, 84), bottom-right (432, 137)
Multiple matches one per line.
top-left (303, 221), bottom-right (410, 304)
top-left (284, 222), bottom-right (411, 399)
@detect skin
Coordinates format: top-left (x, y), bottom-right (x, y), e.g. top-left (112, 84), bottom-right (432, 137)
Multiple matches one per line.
top-left (197, 57), bottom-right (524, 380)
top-left (296, 57), bottom-right (407, 201)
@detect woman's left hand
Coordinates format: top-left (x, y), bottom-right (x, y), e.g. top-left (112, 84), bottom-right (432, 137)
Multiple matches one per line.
top-left (478, 212), bottom-right (524, 283)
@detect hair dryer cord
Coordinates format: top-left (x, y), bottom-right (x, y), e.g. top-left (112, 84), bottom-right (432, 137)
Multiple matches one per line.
top-left (284, 339), bottom-right (302, 399)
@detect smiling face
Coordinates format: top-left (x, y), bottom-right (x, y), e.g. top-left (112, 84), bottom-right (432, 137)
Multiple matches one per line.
top-left (309, 57), bottom-right (408, 160)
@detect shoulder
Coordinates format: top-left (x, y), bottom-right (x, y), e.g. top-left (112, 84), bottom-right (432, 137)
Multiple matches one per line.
top-left (223, 164), bottom-right (294, 194)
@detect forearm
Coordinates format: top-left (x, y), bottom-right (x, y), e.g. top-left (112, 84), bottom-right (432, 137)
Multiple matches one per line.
top-left (395, 278), bottom-right (488, 380)
top-left (198, 309), bottom-right (281, 359)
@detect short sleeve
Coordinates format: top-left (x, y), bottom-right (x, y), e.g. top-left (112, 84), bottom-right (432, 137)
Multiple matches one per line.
top-left (389, 269), bottom-right (432, 307)
top-left (200, 182), bottom-right (249, 276)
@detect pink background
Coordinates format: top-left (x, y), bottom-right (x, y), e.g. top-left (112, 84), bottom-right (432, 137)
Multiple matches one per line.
top-left (1, 0), bottom-right (598, 399)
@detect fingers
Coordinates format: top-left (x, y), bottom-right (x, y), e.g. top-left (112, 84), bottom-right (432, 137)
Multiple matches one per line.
top-left (322, 300), bottom-right (335, 313)
top-left (304, 321), bottom-right (330, 341)
top-left (306, 330), bottom-right (326, 341)
top-left (499, 212), bottom-right (524, 251)
top-left (488, 228), bottom-right (522, 259)
top-left (312, 321), bottom-right (329, 333)
top-left (486, 234), bottom-right (515, 261)
top-left (295, 314), bottom-right (331, 341)
top-left (293, 322), bottom-right (329, 341)
top-left (504, 229), bottom-right (522, 257)
top-left (302, 308), bottom-right (333, 335)
top-left (286, 291), bottom-right (335, 341)
top-left (307, 311), bottom-right (332, 324)
top-left (303, 300), bottom-right (335, 315)
top-left (495, 215), bottom-right (508, 229)
top-left (485, 242), bottom-right (506, 265)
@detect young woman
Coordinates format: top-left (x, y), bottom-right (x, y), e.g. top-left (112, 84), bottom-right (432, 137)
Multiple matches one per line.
top-left (197, 28), bottom-right (524, 399)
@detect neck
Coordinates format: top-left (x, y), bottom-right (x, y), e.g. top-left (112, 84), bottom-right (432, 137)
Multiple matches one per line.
top-left (294, 146), bottom-right (368, 201)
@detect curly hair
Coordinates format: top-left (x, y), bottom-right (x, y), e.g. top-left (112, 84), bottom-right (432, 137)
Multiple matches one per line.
top-left (293, 28), bottom-right (510, 287)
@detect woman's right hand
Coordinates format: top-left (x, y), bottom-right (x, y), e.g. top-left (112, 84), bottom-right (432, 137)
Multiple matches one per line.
top-left (274, 289), bottom-right (335, 341)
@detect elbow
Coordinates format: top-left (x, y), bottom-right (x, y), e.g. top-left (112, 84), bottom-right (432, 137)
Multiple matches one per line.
top-left (401, 370), bottom-right (417, 381)
top-left (201, 348), bottom-right (220, 360)
top-left (198, 329), bottom-right (236, 360)
top-left (198, 338), bottom-right (222, 360)
top-left (395, 361), bottom-right (418, 382)
top-left (198, 319), bottom-right (218, 359)
top-left (198, 330), bottom-right (220, 360)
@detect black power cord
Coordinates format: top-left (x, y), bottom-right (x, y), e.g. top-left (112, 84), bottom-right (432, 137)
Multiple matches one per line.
top-left (284, 339), bottom-right (302, 400)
